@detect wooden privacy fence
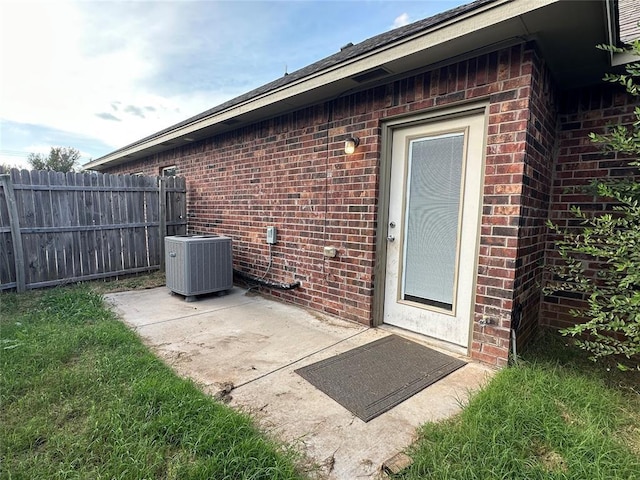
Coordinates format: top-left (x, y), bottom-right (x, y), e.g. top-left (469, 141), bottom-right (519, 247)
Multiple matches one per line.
top-left (0, 169), bottom-right (186, 292)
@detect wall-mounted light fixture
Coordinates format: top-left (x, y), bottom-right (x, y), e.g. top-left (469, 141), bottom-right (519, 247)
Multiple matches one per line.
top-left (344, 136), bottom-right (360, 155)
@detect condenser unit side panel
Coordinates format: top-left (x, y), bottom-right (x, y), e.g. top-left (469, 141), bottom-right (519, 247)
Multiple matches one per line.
top-left (166, 237), bottom-right (188, 296)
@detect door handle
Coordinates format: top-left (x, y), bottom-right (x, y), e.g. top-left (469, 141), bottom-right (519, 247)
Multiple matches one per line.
top-left (387, 235), bottom-right (395, 242)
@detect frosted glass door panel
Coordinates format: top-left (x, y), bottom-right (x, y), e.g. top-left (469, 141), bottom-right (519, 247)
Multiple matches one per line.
top-left (402, 133), bottom-right (464, 310)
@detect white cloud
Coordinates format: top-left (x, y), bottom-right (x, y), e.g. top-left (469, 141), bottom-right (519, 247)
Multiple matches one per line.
top-left (393, 13), bottom-right (411, 28)
top-left (23, 145), bottom-right (50, 155)
top-left (0, 0), bottom-right (245, 154)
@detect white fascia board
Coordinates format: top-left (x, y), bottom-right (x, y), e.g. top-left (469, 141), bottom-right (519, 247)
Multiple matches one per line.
top-left (87, 0), bottom-right (557, 169)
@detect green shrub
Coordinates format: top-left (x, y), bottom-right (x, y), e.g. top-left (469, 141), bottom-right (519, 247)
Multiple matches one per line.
top-left (545, 40), bottom-right (640, 368)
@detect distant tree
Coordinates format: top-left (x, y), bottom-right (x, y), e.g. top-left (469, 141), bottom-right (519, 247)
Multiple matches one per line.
top-left (27, 147), bottom-right (80, 172)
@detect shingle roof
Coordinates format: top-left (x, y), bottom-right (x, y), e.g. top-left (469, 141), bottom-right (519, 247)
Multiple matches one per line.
top-left (111, 0), bottom-right (495, 154)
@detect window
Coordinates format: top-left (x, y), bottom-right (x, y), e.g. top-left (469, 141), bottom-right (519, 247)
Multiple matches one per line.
top-left (161, 165), bottom-right (177, 177)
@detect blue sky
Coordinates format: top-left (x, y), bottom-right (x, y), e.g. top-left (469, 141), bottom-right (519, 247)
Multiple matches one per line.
top-left (0, 0), bottom-right (468, 169)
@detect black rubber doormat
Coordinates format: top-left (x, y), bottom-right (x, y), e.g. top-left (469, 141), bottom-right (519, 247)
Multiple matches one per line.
top-left (295, 334), bottom-right (466, 422)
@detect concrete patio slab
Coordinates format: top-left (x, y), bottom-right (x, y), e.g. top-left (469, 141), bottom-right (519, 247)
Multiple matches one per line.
top-left (105, 286), bottom-right (494, 479)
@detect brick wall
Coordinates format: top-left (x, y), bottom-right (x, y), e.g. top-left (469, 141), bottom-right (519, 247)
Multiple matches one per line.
top-left (541, 84), bottom-right (640, 329)
top-left (469, 44), bottom-right (550, 366)
top-left (510, 49), bottom-right (558, 350)
top-left (104, 42), bottom-right (547, 366)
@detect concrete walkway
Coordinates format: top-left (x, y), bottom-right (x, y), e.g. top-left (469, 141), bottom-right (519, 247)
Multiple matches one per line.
top-left (104, 286), bottom-right (494, 479)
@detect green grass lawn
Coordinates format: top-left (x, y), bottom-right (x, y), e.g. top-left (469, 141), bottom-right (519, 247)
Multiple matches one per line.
top-left (2, 281), bottom-right (639, 479)
top-left (394, 334), bottom-right (640, 480)
top-left (0, 285), bottom-right (304, 479)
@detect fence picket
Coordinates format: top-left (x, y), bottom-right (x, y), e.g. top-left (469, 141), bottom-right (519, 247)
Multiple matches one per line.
top-left (20, 170), bottom-right (39, 285)
top-left (133, 175), bottom-right (146, 268)
top-left (40, 170), bottom-right (55, 281)
top-left (146, 175), bottom-right (160, 266)
top-left (66, 171), bottom-right (81, 279)
top-left (104, 174), bottom-right (117, 273)
top-left (92, 172), bottom-right (106, 274)
top-left (52, 170), bottom-right (70, 279)
top-left (0, 173), bottom-right (20, 288)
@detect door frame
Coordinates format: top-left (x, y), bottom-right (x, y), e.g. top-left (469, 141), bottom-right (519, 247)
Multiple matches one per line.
top-left (372, 102), bottom-right (489, 353)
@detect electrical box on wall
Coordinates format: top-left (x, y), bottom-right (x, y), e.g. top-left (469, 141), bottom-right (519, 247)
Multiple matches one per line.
top-left (323, 246), bottom-right (337, 258)
top-left (266, 226), bottom-right (277, 244)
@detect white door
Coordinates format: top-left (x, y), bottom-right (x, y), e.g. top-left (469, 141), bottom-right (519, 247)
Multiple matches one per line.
top-left (383, 111), bottom-right (485, 348)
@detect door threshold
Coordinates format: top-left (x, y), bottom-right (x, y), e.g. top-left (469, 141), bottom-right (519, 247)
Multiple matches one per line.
top-left (379, 324), bottom-right (469, 359)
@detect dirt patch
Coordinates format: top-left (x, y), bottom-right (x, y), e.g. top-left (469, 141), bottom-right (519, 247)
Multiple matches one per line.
top-left (554, 399), bottom-right (583, 427)
top-left (90, 271), bottom-right (166, 294)
top-left (156, 348), bottom-right (194, 366)
top-left (618, 412), bottom-right (640, 457)
top-left (541, 450), bottom-right (567, 472)
top-left (534, 443), bottom-right (567, 473)
top-left (214, 381), bottom-right (235, 403)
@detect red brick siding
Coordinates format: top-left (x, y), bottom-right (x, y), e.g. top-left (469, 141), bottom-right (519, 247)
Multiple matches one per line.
top-left (510, 49), bottom-right (558, 351)
top-left (541, 84), bottom-right (640, 330)
top-left (471, 45), bottom-right (547, 366)
top-left (104, 43), bottom-right (544, 366)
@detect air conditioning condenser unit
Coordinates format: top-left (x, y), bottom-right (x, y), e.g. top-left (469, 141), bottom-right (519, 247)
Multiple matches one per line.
top-left (165, 235), bottom-right (233, 301)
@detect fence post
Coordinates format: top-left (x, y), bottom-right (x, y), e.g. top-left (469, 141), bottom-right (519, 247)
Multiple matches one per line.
top-left (0, 174), bottom-right (26, 292)
top-left (159, 176), bottom-right (167, 272)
